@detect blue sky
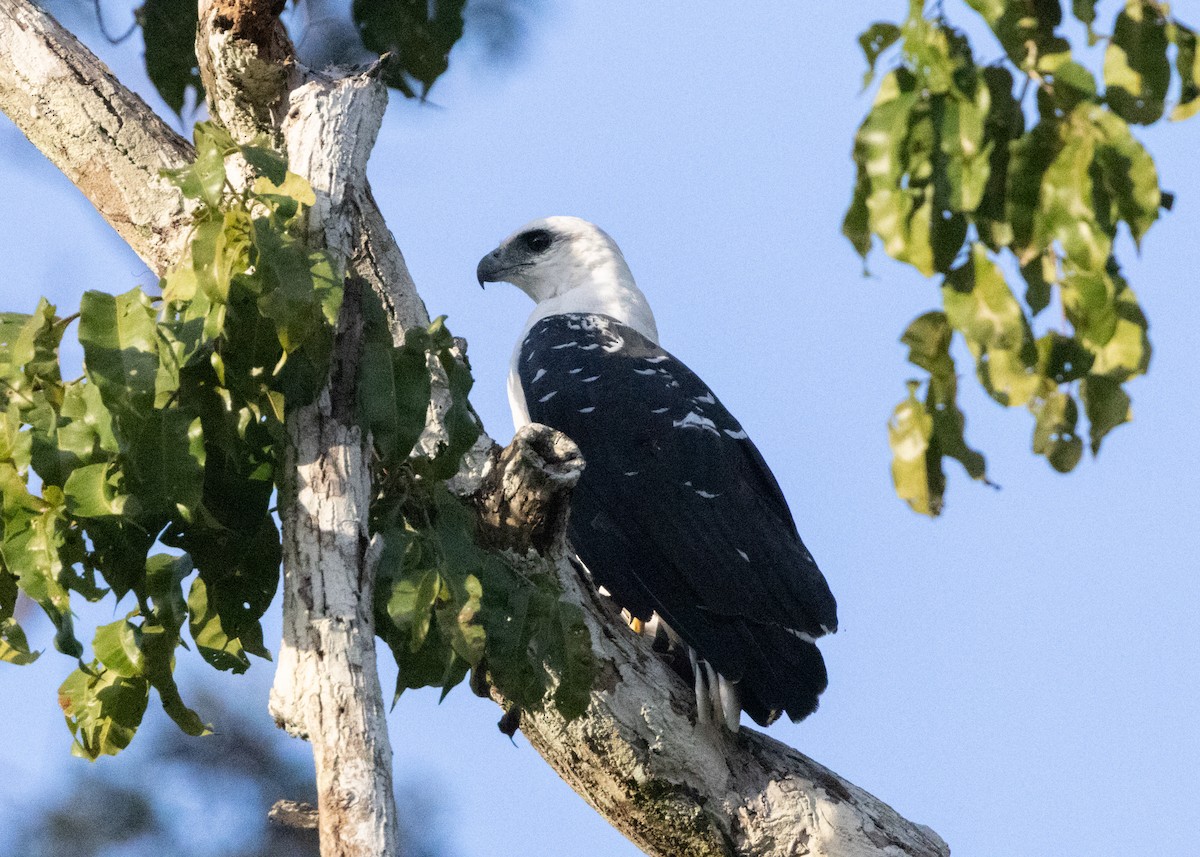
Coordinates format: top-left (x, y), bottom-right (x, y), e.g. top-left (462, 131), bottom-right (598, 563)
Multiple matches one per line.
top-left (2, 2), bottom-right (1199, 855)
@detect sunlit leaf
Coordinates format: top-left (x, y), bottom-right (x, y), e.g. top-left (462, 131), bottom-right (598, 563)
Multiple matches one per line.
top-left (58, 665), bottom-right (149, 760)
top-left (1032, 390), bottom-right (1084, 472)
top-left (888, 380), bottom-right (940, 517)
top-left (858, 22), bottom-right (902, 90)
top-left (79, 289), bottom-right (159, 419)
top-left (1170, 23), bottom-right (1200, 121)
top-left (93, 618), bottom-right (145, 678)
top-left (1104, 0), bottom-right (1170, 124)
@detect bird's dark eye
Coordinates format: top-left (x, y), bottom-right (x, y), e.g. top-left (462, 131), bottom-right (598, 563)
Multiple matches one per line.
top-left (521, 230), bottom-right (554, 254)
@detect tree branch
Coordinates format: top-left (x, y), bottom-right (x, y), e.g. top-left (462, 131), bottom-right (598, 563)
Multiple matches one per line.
top-left (0, 2), bottom-right (950, 854)
top-left (470, 427), bottom-right (949, 857)
top-left (0, 0), bottom-right (195, 274)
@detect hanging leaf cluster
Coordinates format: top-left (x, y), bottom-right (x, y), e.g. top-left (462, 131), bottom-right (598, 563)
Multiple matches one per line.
top-left (0, 121), bottom-right (339, 758)
top-left (1, 122), bottom-right (594, 757)
top-left (847, 0), bottom-right (1191, 516)
top-left (358, 297), bottom-right (595, 720)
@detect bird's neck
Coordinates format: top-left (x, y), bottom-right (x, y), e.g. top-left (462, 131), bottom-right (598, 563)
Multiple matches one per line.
top-left (521, 277), bottom-right (660, 344)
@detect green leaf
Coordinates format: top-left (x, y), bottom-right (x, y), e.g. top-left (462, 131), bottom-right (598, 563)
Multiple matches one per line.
top-left (186, 575), bottom-right (250, 673)
top-left (1104, 1), bottom-right (1170, 124)
top-left (360, 301), bottom-right (434, 467)
top-left (352, 0), bottom-right (468, 98)
top-left (1072, 0), bottom-right (1097, 27)
top-left (145, 553), bottom-right (193, 635)
top-left (58, 664), bottom-right (149, 760)
top-left (141, 618), bottom-right (209, 737)
top-left (1035, 114), bottom-right (1110, 273)
top-left (843, 169), bottom-right (872, 260)
top-left (1020, 252), bottom-right (1056, 316)
top-left (858, 22), bottom-right (902, 90)
top-left (901, 312), bottom-right (988, 483)
top-left (0, 617), bottom-right (39, 664)
top-left (0, 473), bottom-right (81, 656)
top-left (163, 130), bottom-right (226, 208)
top-left (0, 568), bottom-right (38, 663)
top-left (1049, 60), bottom-right (1099, 110)
top-left (1035, 331), bottom-right (1094, 384)
top-left (1079, 374), bottom-right (1132, 454)
top-left (965, 0), bottom-right (1069, 72)
top-left (93, 618), bottom-right (145, 678)
top-left (63, 463), bottom-right (124, 518)
top-left (888, 380), bottom-right (941, 517)
top-left (139, 0), bottom-right (202, 115)
top-left (976, 66), bottom-right (1024, 250)
top-left (239, 144), bottom-right (288, 185)
top-left (1032, 390), bottom-right (1084, 473)
top-left (424, 318), bottom-right (481, 480)
top-left (123, 410), bottom-right (206, 521)
top-left (81, 516), bottom-right (155, 602)
top-left (1090, 107), bottom-right (1161, 244)
top-left (0, 299), bottom-right (67, 416)
top-left (79, 289), bottom-right (159, 419)
top-left (251, 172), bottom-right (317, 222)
top-left (1170, 23), bottom-right (1200, 121)
top-left (1089, 271), bottom-right (1151, 381)
top-left (1007, 120), bottom-right (1064, 255)
top-left (942, 245), bottom-right (1040, 406)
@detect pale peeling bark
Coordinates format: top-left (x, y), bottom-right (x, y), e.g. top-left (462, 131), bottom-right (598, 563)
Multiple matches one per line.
top-left (0, 2), bottom-right (951, 855)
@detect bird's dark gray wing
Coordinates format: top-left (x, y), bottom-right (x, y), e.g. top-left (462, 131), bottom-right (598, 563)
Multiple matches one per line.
top-left (518, 312), bottom-right (837, 723)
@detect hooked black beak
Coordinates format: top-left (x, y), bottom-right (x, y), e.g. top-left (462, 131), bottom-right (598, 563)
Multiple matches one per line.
top-left (476, 248), bottom-right (506, 288)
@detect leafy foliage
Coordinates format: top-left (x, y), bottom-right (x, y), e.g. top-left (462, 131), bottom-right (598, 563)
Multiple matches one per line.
top-left (131, 0), bottom-right (527, 114)
top-left (0, 122), bottom-right (337, 757)
top-left (0, 122), bottom-right (593, 757)
top-left (359, 295), bottom-right (595, 717)
top-left (848, 0), bottom-right (1188, 515)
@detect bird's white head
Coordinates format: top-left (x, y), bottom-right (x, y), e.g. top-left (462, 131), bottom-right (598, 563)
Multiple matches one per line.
top-left (476, 216), bottom-right (634, 301)
top-left (478, 216), bottom-right (658, 341)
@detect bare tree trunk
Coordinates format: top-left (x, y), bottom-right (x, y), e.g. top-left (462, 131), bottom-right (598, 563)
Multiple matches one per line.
top-left (0, 2), bottom-right (951, 855)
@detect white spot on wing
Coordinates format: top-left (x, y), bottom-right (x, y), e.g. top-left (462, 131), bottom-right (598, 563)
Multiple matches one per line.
top-left (724, 428), bottom-right (749, 439)
top-left (579, 343), bottom-right (601, 350)
top-left (651, 406), bottom-right (670, 414)
top-left (695, 392), bottom-right (715, 405)
top-left (579, 406), bottom-right (596, 413)
top-left (539, 391), bottom-right (558, 403)
top-left (569, 367), bottom-right (583, 374)
top-left (787, 628), bottom-right (818, 644)
top-left (673, 412), bottom-right (719, 434)
top-left (645, 355), bottom-right (669, 364)
top-left (624, 470), bottom-right (639, 476)
top-left (582, 375), bottom-right (600, 382)
top-left (694, 489), bottom-right (720, 499)
top-left (552, 341), bottom-right (578, 350)
top-left (531, 368), bottom-right (547, 383)
top-left (634, 368), bottom-right (657, 376)
top-left (736, 549), bottom-right (750, 562)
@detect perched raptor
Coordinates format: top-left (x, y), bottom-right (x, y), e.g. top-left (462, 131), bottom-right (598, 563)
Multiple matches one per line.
top-left (477, 216), bottom-right (837, 729)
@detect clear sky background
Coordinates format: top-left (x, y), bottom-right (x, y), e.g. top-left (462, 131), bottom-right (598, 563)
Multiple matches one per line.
top-left (2, 2), bottom-right (1199, 855)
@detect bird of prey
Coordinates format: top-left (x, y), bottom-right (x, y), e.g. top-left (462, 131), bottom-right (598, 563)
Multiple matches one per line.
top-left (477, 216), bottom-right (837, 730)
